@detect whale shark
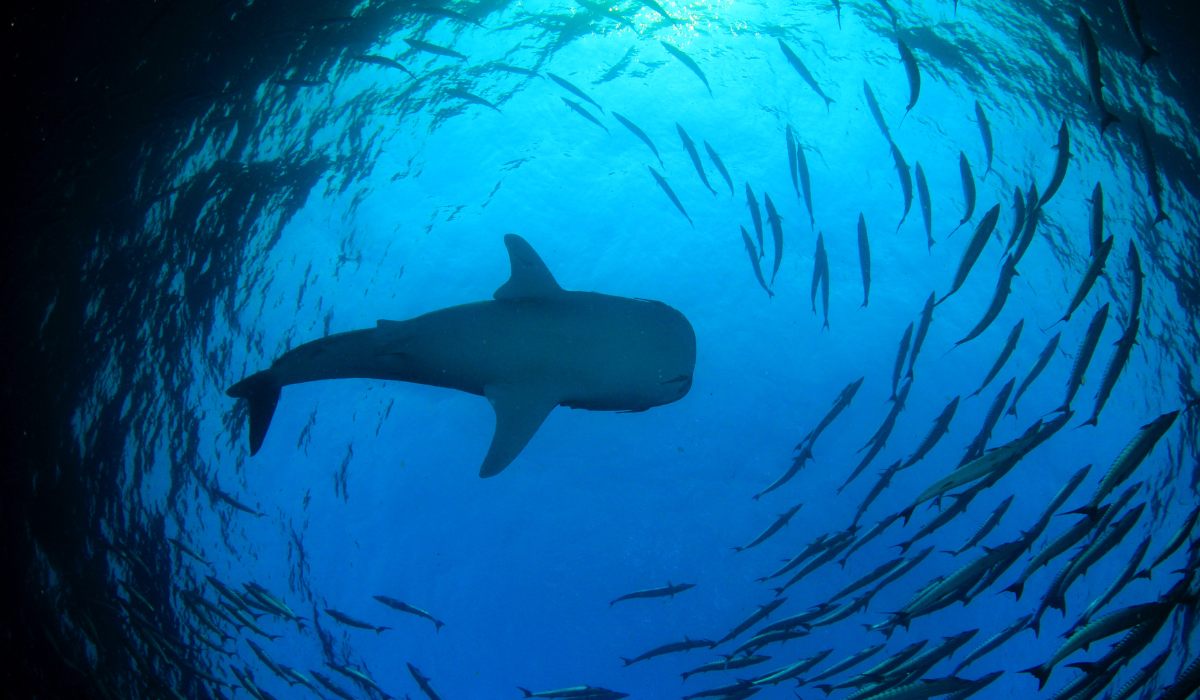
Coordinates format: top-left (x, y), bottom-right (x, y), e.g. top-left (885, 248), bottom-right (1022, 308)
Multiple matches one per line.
top-left (227, 234), bottom-right (696, 477)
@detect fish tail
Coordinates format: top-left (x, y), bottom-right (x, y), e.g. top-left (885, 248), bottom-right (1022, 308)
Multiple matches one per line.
top-left (1002, 581), bottom-right (1024, 600)
top-left (519, 689), bottom-right (534, 698)
top-left (1021, 664), bottom-right (1051, 690)
top-left (1101, 111), bottom-right (1120, 135)
top-left (1141, 45), bottom-right (1159, 66)
top-left (1154, 210), bottom-right (1171, 225)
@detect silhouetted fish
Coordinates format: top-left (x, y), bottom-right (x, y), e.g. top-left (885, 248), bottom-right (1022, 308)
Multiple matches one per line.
top-left (1012, 183), bottom-right (1040, 265)
top-left (818, 234), bottom-right (830, 330)
top-left (890, 323), bottom-right (914, 401)
top-left (897, 38), bottom-right (920, 123)
top-left (1037, 121), bottom-right (1071, 208)
top-left (1057, 303), bottom-right (1110, 413)
top-left (955, 258), bottom-right (1020, 348)
top-left (902, 396), bottom-right (960, 468)
top-left (1127, 241), bottom-right (1144, 322)
top-left (1135, 116), bottom-right (1170, 225)
top-left (746, 184), bottom-right (765, 257)
top-left (858, 213), bottom-right (871, 307)
top-left (613, 113), bottom-right (662, 166)
top-left (975, 101), bottom-right (994, 176)
top-left (561, 98), bottom-right (608, 133)
top-left (796, 138), bottom-right (815, 230)
top-left (640, 0), bottom-right (677, 22)
top-left (649, 167), bottom-right (693, 226)
top-left (953, 151), bottom-right (976, 232)
top-left (779, 39), bottom-right (835, 109)
top-left (1006, 186), bottom-right (1027, 252)
top-left (1079, 16), bottom-right (1120, 135)
top-left (705, 141), bottom-right (734, 195)
top-left (890, 141), bottom-right (912, 231)
top-left (1118, 0), bottom-right (1159, 66)
top-left (915, 162), bottom-right (933, 250)
top-left (740, 226), bottom-right (773, 299)
top-left (1007, 333), bottom-right (1060, 418)
top-left (446, 88), bottom-right (500, 112)
top-left (734, 503), bottom-right (803, 552)
top-left (677, 123), bottom-right (716, 195)
top-left (786, 125), bottom-right (799, 198)
top-left (938, 203), bottom-right (1000, 305)
top-left (968, 317), bottom-right (1023, 391)
top-left (1082, 316), bottom-right (1139, 427)
top-left (548, 72), bottom-right (604, 113)
top-left (1087, 183), bottom-right (1105, 254)
top-left (863, 80), bottom-right (890, 142)
top-left (765, 193), bottom-right (785, 284)
top-left (661, 42), bottom-right (711, 95)
top-left (906, 292), bottom-right (935, 379)
top-left (609, 581), bottom-right (696, 607)
top-left (405, 38), bottom-right (467, 60)
top-left (351, 54), bottom-right (415, 78)
top-left (1060, 236), bottom-right (1113, 323)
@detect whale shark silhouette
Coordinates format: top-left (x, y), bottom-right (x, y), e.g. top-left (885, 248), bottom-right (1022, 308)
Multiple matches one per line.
top-left (227, 234), bottom-right (696, 477)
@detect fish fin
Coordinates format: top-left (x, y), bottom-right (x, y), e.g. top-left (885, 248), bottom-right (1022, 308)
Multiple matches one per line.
top-left (1020, 665), bottom-right (1050, 690)
top-left (478, 383), bottom-right (559, 477)
top-left (519, 689), bottom-right (534, 698)
top-left (226, 371), bottom-right (281, 456)
top-left (1154, 210), bottom-right (1171, 225)
top-left (1002, 581), bottom-right (1024, 600)
top-left (494, 234), bottom-right (565, 300)
top-left (1100, 112), bottom-right (1120, 134)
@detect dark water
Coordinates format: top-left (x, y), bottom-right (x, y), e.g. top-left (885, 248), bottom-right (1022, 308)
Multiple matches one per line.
top-left (5, 1), bottom-right (1200, 699)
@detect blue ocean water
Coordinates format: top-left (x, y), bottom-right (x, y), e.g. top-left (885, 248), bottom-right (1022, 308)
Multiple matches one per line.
top-left (17, 0), bottom-right (1200, 698)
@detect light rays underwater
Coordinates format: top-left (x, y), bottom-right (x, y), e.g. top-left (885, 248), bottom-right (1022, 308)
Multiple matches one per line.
top-left (13, 0), bottom-right (1200, 699)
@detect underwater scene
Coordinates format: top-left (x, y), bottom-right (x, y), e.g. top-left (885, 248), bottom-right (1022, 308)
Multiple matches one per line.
top-left (7, 0), bottom-right (1200, 699)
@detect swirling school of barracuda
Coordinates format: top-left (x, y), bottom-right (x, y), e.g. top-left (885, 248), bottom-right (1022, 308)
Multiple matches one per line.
top-left (48, 0), bottom-right (1200, 699)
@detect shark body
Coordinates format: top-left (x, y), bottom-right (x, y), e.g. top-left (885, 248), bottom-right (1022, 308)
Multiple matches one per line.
top-left (228, 234), bottom-right (696, 477)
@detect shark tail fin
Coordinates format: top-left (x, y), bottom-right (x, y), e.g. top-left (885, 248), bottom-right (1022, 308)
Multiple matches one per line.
top-left (227, 371), bottom-right (281, 456)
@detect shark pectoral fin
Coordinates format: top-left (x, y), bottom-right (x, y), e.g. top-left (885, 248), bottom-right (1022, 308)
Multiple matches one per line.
top-left (479, 383), bottom-right (560, 478)
top-left (493, 234), bottom-right (566, 300)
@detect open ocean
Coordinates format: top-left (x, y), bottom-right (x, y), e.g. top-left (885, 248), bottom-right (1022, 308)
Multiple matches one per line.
top-left (5, 0), bottom-right (1200, 699)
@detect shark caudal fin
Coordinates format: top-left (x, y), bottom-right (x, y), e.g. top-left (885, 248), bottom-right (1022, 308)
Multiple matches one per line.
top-left (227, 372), bottom-right (281, 456)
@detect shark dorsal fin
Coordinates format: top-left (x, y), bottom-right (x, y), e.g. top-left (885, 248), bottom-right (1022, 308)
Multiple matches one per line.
top-left (494, 234), bottom-right (565, 301)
